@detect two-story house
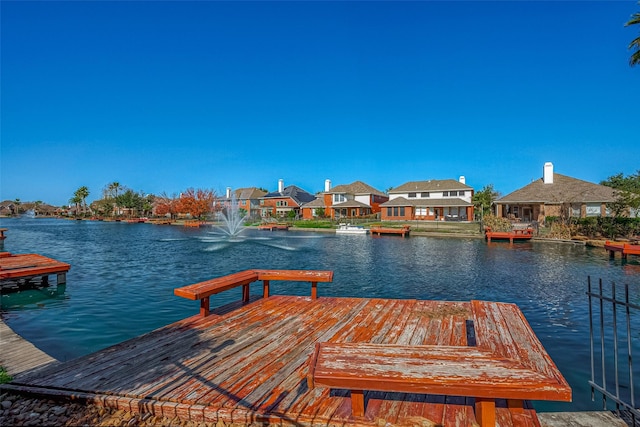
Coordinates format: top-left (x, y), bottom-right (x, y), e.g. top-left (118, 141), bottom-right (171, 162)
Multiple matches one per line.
top-left (301, 180), bottom-right (389, 219)
top-left (261, 179), bottom-right (316, 219)
top-left (381, 177), bottom-right (474, 221)
top-left (217, 187), bottom-right (267, 220)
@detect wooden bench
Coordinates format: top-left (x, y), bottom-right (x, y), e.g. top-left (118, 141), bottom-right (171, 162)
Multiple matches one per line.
top-left (174, 269), bottom-right (334, 317)
top-left (308, 300), bottom-right (571, 427)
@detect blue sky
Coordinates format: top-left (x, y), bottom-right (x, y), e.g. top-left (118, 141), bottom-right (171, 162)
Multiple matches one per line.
top-left (1, 0), bottom-right (638, 206)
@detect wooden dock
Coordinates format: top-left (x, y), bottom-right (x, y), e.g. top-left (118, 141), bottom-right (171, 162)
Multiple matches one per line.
top-left (485, 227), bottom-right (534, 244)
top-left (0, 252), bottom-right (70, 286)
top-left (184, 220), bottom-right (205, 227)
top-left (0, 319), bottom-right (58, 376)
top-left (2, 271), bottom-right (571, 427)
top-left (258, 223), bottom-right (289, 231)
top-left (370, 225), bottom-right (411, 237)
top-left (604, 241), bottom-right (640, 259)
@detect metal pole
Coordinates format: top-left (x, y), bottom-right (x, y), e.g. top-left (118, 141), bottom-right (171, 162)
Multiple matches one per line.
top-left (589, 276), bottom-right (595, 401)
top-left (599, 278), bottom-right (607, 409)
top-left (612, 282), bottom-right (620, 410)
top-left (626, 284), bottom-right (635, 410)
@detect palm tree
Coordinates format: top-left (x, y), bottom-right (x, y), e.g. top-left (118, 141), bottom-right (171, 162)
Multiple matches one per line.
top-left (74, 186), bottom-right (90, 216)
top-left (13, 198), bottom-right (21, 215)
top-left (108, 182), bottom-right (122, 216)
top-left (626, 3), bottom-right (640, 66)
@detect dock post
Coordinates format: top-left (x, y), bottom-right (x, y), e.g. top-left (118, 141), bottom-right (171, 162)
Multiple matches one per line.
top-left (57, 272), bottom-right (66, 284)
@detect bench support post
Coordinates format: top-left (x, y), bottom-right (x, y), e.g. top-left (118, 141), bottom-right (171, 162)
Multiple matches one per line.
top-left (263, 280), bottom-right (270, 298)
top-left (200, 296), bottom-right (210, 317)
top-left (311, 282), bottom-right (318, 300)
top-left (475, 397), bottom-right (496, 427)
top-left (350, 390), bottom-right (365, 417)
top-left (242, 284), bottom-right (250, 302)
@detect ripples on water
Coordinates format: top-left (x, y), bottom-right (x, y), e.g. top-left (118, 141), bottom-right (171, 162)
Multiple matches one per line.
top-left (1, 217), bottom-right (638, 412)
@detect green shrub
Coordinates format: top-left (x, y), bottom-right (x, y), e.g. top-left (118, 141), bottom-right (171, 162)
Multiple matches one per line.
top-left (0, 366), bottom-right (12, 384)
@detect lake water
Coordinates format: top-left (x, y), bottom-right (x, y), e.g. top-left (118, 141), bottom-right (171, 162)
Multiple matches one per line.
top-left (1, 217), bottom-right (639, 413)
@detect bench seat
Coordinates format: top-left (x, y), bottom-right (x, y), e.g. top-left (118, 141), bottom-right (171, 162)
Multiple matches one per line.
top-left (174, 269), bottom-right (334, 317)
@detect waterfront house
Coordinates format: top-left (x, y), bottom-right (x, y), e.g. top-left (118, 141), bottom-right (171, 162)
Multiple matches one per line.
top-left (494, 162), bottom-right (617, 223)
top-left (301, 180), bottom-right (388, 220)
top-left (381, 177), bottom-right (474, 221)
top-left (261, 179), bottom-right (316, 219)
top-left (217, 187), bottom-right (266, 220)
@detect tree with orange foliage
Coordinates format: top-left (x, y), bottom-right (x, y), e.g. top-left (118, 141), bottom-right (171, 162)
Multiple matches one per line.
top-left (176, 188), bottom-right (216, 219)
top-left (155, 192), bottom-right (180, 219)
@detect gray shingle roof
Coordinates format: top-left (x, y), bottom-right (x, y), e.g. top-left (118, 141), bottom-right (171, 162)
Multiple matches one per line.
top-left (222, 187), bottom-right (266, 201)
top-left (390, 179), bottom-right (471, 193)
top-left (301, 198), bottom-right (326, 208)
top-left (327, 181), bottom-right (386, 197)
top-left (263, 185), bottom-right (317, 205)
top-left (497, 173), bottom-right (616, 204)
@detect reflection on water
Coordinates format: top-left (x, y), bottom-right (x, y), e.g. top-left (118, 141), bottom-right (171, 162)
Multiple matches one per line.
top-left (0, 217), bottom-right (638, 412)
top-left (1, 284), bottom-right (68, 310)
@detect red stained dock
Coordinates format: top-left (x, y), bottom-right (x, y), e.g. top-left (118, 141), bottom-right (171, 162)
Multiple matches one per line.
top-left (604, 241), bottom-right (640, 258)
top-left (485, 227), bottom-right (534, 244)
top-left (370, 225), bottom-right (411, 237)
top-left (0, 252), bottom-right (70, 285)
top-left (258, 223), bottom-right (289, 231)
top-left (3, 270), bottom-right (570, 427)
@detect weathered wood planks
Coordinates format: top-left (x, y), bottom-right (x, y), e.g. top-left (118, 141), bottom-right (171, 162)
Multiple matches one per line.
top-left (4, 295), bottom-right (551, 426)
top-left (0, 252), bottom-right (70, 284)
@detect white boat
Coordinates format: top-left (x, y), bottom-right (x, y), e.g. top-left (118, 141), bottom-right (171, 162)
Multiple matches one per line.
top-left (336, 223), bottom-right (369, 235)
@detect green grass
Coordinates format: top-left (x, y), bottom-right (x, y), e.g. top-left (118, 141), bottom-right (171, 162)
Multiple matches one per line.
top-left (0, 366), bottom-right (12, 384)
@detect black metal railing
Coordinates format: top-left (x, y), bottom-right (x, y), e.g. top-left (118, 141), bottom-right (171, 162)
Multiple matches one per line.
top-left (588, 276), bottom-right (640, 425)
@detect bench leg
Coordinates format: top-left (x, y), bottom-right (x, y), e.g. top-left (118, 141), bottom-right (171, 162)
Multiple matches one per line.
top-left (311, 281), bottom-right (317, 300)
top-left (242, 284), bottom-right (250, 302)
top-left (475, 398), bottom-right (495, 427)
top-left (200, 296), bottom-right (210, 317)
top-left (350, 389), bottom-right (365, 417)
top-left (263, 280), bottom-right (270, 298)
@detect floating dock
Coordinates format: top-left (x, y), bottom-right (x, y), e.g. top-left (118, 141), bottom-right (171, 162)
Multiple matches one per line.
top-left (604, 241), bottom-right (640, 259)
top-left (0, 252), bottom-right (70, 287)
top-left (485, 226), bottom-right (533, 243)
top-left (370, 225), bottom-right (411, 237)
top-left (257, 223), bottom-right (289, 231)
top-left (2, 270), bottom-right (570, 427)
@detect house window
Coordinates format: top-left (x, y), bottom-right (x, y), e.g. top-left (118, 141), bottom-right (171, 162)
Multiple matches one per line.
top-left (443, 191), bottom-right (449, 197)
top-left (458, 191), bottom-right (465, 197)
top-left (400, 207), bottom-right (405, 216)
top-left (421, 192), bottom-right (430, 197)
top-left (450, 191), bottom-right (458, 196)
top-left (586, 203), bottom-right (601, 217)
top-left (408, 192), bottom-right (416, 198)
top-left (571, 204), bottom-right (581, 217)
top-left (333, 194), bottom-right (346, 203)
top-left (387, 207), bottom-right (392, 217)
